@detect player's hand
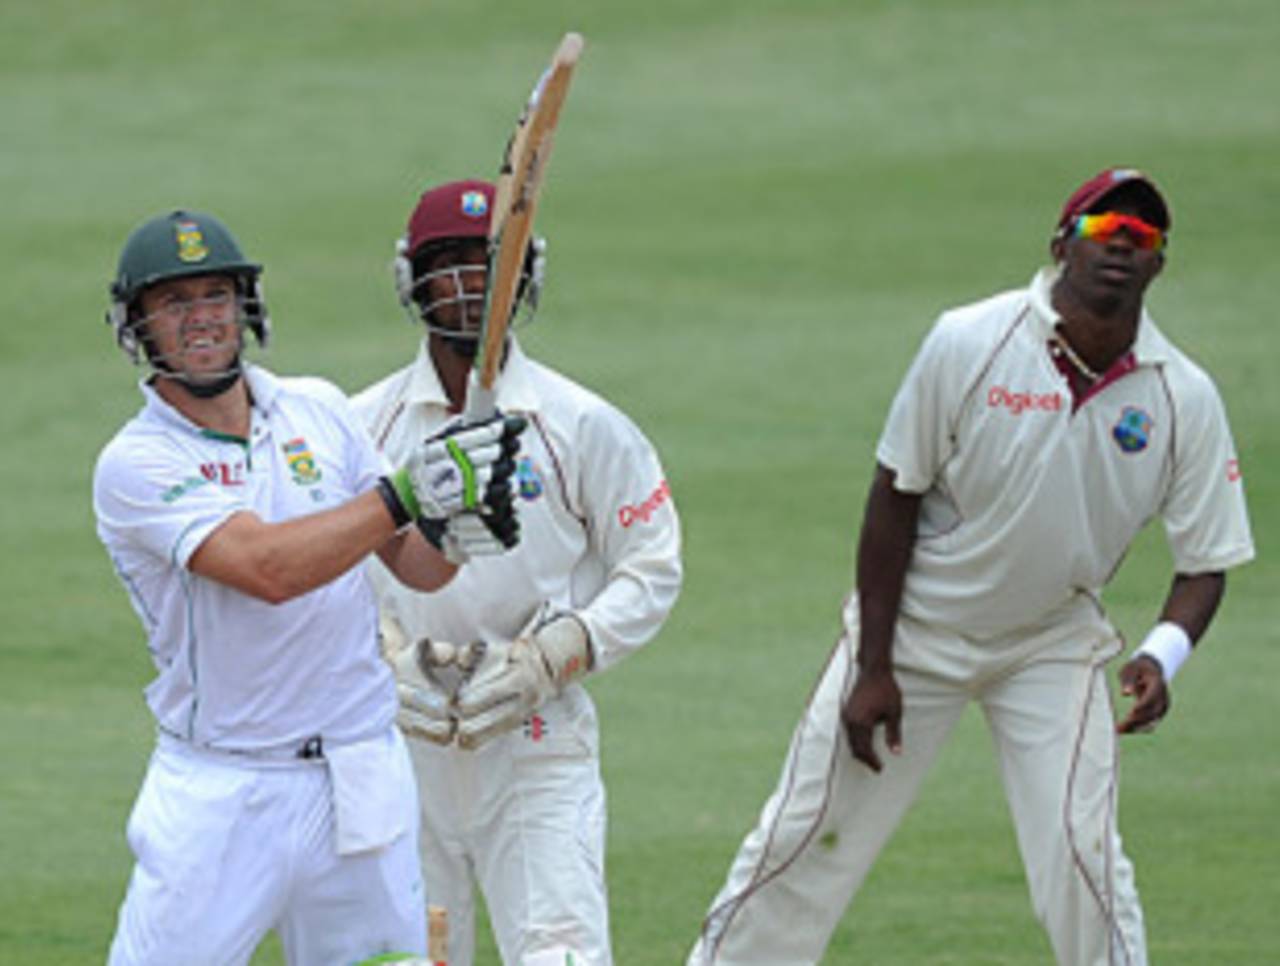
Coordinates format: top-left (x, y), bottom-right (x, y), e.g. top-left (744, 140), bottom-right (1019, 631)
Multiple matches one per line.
top-left (453, 609), bottom-right (592, 750)
top-left (1117, 654), bottom-right (1171, 734)
top-left (392, 638), bottom-right (462, 745)
top-left (401, 412), bottom-right (527, 521)
top-left (416, 501), bottom-right (521, 565)
top-left (840, 667), bottom-right (903, 773)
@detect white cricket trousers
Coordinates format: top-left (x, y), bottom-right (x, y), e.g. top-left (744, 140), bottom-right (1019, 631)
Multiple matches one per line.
top-left (689, 601), bottom-right (1148, 966)
top-left (407, 683), bottom-right (611, 966)
top-left (108, 729), bottom-right (425, 965)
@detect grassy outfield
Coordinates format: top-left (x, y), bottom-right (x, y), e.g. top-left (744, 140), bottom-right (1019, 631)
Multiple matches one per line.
top-left (3, 0), bottom-right (1276, 962)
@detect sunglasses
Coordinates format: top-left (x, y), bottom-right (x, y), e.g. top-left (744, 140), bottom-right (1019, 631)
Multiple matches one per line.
top-left (1072, 211), bottom-right (1166, 251)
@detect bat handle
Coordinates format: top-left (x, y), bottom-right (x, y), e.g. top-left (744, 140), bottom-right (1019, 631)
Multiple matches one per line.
top-left (462, 368), bottom-right (498, 425)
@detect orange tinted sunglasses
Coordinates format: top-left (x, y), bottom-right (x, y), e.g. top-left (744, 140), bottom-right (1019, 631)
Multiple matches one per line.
top-left (1073, 212), bottom-right (1165, 251)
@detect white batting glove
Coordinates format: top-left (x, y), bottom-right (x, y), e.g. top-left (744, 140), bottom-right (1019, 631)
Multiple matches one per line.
top-left (385, 413), bottom-right (526, 522)
top-left (454, 609), bottom-right (593, 750)
top-left (417, 509), bottom-right (515, 566)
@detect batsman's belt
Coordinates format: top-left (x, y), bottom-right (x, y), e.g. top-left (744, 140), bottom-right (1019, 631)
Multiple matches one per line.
top-left (157, 728), bottom-right (347, 767)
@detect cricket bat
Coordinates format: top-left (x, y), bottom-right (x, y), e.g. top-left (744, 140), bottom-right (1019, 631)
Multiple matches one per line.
top-left (462, 31), bottom-right (585, 424)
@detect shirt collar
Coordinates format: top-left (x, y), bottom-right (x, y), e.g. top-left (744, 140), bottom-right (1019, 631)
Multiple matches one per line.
top-left (1028, 266), bottom-right (1170, 366)
top-left (405, 337), bottom-right (542, 415)
top-left (138, 363), bottom-right (278, 436)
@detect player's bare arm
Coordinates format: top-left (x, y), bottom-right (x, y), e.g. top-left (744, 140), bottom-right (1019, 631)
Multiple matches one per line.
top-left (189, 490), bottom-right (457, 604)
top-left (1117, 571), bottom-right (1226, 734)
top-left (842, 463), bottom-right (922, 771)
top-left (376, 524), bottom-right (462, 593)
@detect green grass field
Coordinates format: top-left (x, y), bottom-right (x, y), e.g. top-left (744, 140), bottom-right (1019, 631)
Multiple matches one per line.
top-left (3, 1), bottom-right (1277, 962)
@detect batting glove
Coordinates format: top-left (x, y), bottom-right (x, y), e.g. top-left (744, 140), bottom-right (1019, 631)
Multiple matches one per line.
top-left (383, 412), bottom-right (526, 525)
top-left (417, 488), bottom-right (522, 565)
top-left (454, 609), bottom-right (592, 750)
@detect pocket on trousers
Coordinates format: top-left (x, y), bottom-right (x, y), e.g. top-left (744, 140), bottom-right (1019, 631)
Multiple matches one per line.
top-left (511, 686), bottom-right (598, 762)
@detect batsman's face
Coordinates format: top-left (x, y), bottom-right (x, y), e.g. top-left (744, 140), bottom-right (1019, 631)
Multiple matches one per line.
top-left (418, 240), bottom-right (489, 336)
top-left (138, 274), bottom-right (242, 382)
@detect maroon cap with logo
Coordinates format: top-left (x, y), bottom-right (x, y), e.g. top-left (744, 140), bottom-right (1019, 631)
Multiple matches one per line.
top-left (405, 180), bottom-right (494, 257)
top-left (1056, 167), bottom-right (1171, 233)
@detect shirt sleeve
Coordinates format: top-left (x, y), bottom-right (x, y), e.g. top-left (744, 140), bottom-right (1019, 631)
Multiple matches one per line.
top-left (93, 437), bottom-right (245, 570)
top-left (1161, 370), bottom-right (1255, 573)
top-left (875, 315), bottom-right (964, 493)
top-left (573, 405), bottom-right (683, 672)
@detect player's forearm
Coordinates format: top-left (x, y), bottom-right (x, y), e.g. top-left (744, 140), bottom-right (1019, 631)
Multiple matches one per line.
top-left (576, 558), bottom-right (682, 671)
top-left (855, 464), bottom-right (921, 672)
top-left (191, 489), bottom-right (408, 603)
top-left (1157, 571), bottom-right (1225, 644)
top-left (375, 526), bottom-right (458, 593)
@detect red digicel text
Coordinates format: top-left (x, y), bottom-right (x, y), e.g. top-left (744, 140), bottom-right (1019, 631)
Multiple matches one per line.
top-left (618, 479), bottom-right (671, 528)
top-left (987, 386), bottom-right (1063, 415)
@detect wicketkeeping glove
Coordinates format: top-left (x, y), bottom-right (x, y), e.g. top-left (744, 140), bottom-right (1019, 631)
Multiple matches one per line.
top-left (382, 412), bottom-right (526, 525)
top-left (392, 638), bottom-right (460, 746)
top-left (454, 609), bottom-right (593, 750)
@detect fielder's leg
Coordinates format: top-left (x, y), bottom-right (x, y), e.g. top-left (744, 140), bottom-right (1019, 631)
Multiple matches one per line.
top-left (982, 623), bottom-right (1147, 966)
top-left (688, 631), bottom-right (968, 965)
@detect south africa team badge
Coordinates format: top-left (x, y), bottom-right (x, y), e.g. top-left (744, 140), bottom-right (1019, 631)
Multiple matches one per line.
top-left (174, 219), bottom-right (209, 263)
top-left (283, 437), bottom-right (323, 485)
top-left (1112, 406), bottom-right (1153, 453)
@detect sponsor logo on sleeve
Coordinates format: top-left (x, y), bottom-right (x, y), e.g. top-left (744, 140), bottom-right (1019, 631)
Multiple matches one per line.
top-left (161, 476), bottom-right (212, 503)
top-left (617, 479), bottom-right (672, 528)
top-left (282, 437), bottom-right (323, 485)
top-left (1227, 458), bottom-right (1242, 482)
top-left (1112, 406), bottom-right (1153, 454)
top-left (987, 385), bottom-right (1064, 415)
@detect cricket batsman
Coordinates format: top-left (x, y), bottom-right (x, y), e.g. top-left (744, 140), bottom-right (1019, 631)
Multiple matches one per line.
top-left (95, 208), bottom-right (524, 963)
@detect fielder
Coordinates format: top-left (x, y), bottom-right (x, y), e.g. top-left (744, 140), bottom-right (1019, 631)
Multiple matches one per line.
top-left (688, 168), bottom-right (1255, 965)
top-left (353, 179), bottom-right (683, 966)
top-left (95, 209), bottom-right (524, 965)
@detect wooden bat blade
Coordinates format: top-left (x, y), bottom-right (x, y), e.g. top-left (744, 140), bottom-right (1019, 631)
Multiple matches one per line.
top-left (464, 32), bottom-right (584, 422)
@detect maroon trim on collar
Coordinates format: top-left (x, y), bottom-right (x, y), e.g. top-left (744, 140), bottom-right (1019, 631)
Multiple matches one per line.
top-left (1049, 344), bottom-right (1137, 412)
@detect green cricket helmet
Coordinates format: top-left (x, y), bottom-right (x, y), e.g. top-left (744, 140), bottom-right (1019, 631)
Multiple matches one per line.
top-left (107, 209), bottom-right (270, 365)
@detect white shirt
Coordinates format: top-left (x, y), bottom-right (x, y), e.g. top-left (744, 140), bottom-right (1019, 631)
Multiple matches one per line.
top-left (876, 268), bottom-right (1255, 640)
top-left (352, 339), bottom-right (682, 668)
top-left (93, 365), bottom-right (396, 751)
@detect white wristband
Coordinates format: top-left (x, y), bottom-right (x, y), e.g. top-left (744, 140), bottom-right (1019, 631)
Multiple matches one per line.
top-left (1134, 622), bottom-right (1193, 682)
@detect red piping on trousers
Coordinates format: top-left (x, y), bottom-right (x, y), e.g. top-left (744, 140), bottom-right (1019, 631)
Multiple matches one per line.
top-left (700, 626), bottom-right (853, 961)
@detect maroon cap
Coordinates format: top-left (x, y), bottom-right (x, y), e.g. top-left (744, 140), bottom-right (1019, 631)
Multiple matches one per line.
top-left (405, 180), bottom-right (494, 257)
top-left (1056, 167), bottom-right (1171, 232)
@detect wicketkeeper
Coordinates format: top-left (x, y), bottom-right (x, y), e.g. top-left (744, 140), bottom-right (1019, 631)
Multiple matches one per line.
top-left (355, 179), bottom-right (683, 966)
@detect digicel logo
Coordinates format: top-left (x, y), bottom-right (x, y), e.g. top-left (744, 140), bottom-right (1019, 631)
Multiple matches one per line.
top-left (618, 479), bottom-right (672, 528)
top-left (987, 385), bottom-right (1063, 415)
